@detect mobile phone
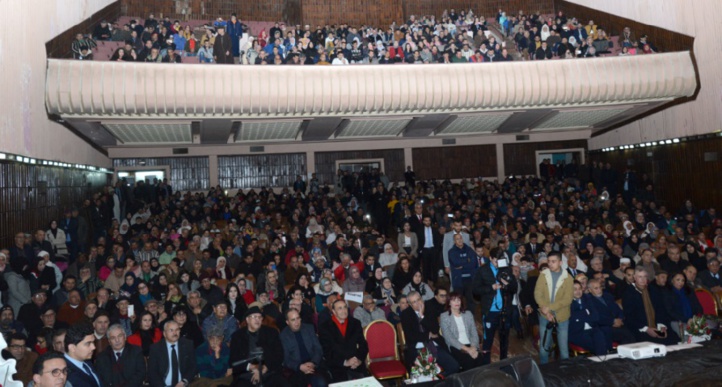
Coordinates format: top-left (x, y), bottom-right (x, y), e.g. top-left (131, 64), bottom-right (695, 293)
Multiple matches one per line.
top-left (128, 305), bottom-right (135, 318)
top-left (447, 214), bottom-right (453, 218)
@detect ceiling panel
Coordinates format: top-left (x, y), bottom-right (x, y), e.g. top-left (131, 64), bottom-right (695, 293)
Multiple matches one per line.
top-left (337, 119), bottom-right (410, 138)
top-left (237, 121), bottom-right (302, 142)
top-left (103, 123), bottom-right (192, 144)
top-left (533, 109), bottom-right (630, 130)
top-left (437, 114), bottom-right (513, 135)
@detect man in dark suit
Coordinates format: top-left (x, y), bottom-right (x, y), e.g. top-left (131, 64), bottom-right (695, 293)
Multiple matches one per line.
top-left (419, 216), bottom-right (443, 282)
top-left (280, 308), bottom-right (329, 387)
top-left (401, 291), bottom-right (459, 377)
top-left (622, 268), bottom-right (679, 345)
top-left (63, 323), bottom-right (102, 387)
top-left (147, 320), bottom-right (197, 387)
top-left (587, 279), bottom-right (635, 351)
top-left (229, 306), bottom-right (289, 387)
top-left (319, 299), bottom-right (368, 382)
top-left (409, 203), bottom-right (425, 236)
top-left (96, 323), bottom-right (146, 387)
top-left (524, 235), bottom-right (542, 260)
top-left (699, 257), bottom-right (722, 292)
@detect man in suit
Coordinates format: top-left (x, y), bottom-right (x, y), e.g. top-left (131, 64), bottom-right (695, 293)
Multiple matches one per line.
top-left (31, 352), bottom-right (69, 387)
top-left (472, 253), bottom-right (517, 365)
top-left (401, 291), bottom-right (459, 377)
top-left (280, 308), bottom-right (329, 387)
top-left (524, 235), bottom-right (542, 260)
top-left (409, 203), bottom-right (425, 236)
top-left (91, 310), bottom-right (110, 360)
top-left (566, 254), bottom-right (586, 278)
top-left (587, 279), bottom-right (635, 351)
top-left (699, 257), bottom-right (722, 292)
top-left (96, 323), bottom-right (146, 387)
top-left (147, 320), bottom-right (197, 387)
top-left (318, 299), bottom-right (368, 382)
top-left (64, 323), bottom-right (102, 387)
top-left (229, 306), bottom-right (289, 387)
top-left (442, 221), bottom-right (471, 277)
top-left (622, 267), bottom-right (679, 345)
top-left (419, 215), bottom-right (443, 282)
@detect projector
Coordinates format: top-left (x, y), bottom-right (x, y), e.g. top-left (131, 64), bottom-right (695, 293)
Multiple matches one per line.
top-left (617, 342), bottom-right (667, 360)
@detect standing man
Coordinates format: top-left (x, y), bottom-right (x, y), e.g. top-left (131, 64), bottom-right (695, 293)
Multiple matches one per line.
top-left (404, 166), bottom-right (416, 188)
top-left (319, 300), bottom-right (368, 382)
top-left (443, 221), bottom-right (471, 278)
top-left (147, 321), bottom-right (197, 387)
top-left (473, 254), bottom-right (517, 365)
top-left (227, 13), bottom-right (243, 60)
top-left (95, 323), bottom-right (146, 387)
top-left (64, 323), bottom-right (101, 387)
top-left (213, 26), bottom-right (233, 64)
top-left (229, 306), bottom-right (289, 386)
top-left (419, 216), bottom-right (442, 283)
top-left (448, 233), bottom-right (478, 307)
top-left (534, 252), bottom-right (573, 364)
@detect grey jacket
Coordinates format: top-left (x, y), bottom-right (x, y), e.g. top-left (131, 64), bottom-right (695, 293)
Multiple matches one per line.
top-left (439, 310), bottom-right (479, 350)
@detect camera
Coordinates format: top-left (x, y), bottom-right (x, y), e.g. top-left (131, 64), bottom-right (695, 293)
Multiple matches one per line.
top-left (547, 320), bottom-right (558, 330)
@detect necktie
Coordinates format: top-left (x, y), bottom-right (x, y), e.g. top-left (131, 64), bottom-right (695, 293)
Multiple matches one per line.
top-left (116, 352), bottom-right (121, 361)
top-left (171, 344), bottom-right (179, 386)
top-left (82, 363), bottom-right (100, 387)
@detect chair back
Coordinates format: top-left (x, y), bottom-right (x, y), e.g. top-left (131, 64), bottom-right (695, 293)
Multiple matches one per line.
top-left (364, 320), bottom-right (399, 363)
top-left (695, 288), bottom-right (718, 315)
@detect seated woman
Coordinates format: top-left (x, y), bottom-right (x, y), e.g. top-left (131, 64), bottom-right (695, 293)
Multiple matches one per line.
top-left (365, 267), bottom-right (385, 294)
top-left (379, 243), bottom-right (399, 278)
top-left (127, 311), bottom-right (162, 357)
top-left (440, 292), bottom-right (484, 371)
top-left (569, 281), bottom-right (607, 356)
top-left (342, 265), bottom-right (366, 294)
top-left (664, 272), bottom-right (703, 338)
top-left (392, 256), bottom-right (414, 291)
top-left (295, 274), bottom-right (316, 304)
top-left (225, 282), bottom-right (248, 322)
top-left (402, 270), bottom-right (434, 301)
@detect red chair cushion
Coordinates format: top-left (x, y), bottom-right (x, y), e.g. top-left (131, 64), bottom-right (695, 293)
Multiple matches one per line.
top-left (696, 291), bottom-right (717, 315)
top-left (569, 343), bottom-right (588, 352)
top-left (368, 360), bottom-right (407, 379)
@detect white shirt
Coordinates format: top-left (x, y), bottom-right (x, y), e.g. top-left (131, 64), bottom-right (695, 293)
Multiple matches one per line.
top-left (453, 314), bottom-right (470, 345)
top-left (332, 57), bottom-right (349, 65)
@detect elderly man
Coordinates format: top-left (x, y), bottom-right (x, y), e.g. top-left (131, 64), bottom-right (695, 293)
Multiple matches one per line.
top-left (587, 279), bottom-right (635, 350)
top-left (202, 299), bottom-right (238, 344)
top-left (230, 306), bottom-right (288, 386)
top-left (95, 323), bottom-right (146, 387)
top-left (353, 294), bottom-right (386, 328)
top-left (280, 308), bottom-right (329, 387)
top-left (699, 257), bottom-right (722, 292)
top-left (195, 327), bottom-right (232, 385)
top-left (57, 289), bottom-right (86, 326)
top-left (148, 320), bottom-right (197, 387)
top-left (622, 267), bottom-right (679, 345)
top-left (319, 299), bottom-right (368, 382)
top-left (8, 332), bottom-right (37, 385)
top-left (91, 311), bottom-right (110, 359)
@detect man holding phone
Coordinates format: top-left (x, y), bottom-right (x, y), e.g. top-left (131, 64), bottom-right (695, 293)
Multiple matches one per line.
top-left (534, 252), bottom-right (573, 364)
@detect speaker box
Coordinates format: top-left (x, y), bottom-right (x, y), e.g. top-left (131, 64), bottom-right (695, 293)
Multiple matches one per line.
top-left (436, 356), bottom-right (545, 387)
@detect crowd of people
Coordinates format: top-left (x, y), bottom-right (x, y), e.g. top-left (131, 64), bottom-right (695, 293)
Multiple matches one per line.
top-left (71, 8), bottom-right (657, 66)
top-left (5, 155), bottom-right (721, 387)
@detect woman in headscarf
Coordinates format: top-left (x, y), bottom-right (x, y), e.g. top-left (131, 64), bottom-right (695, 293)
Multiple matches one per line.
top-left (623, 232), bottom-right (641, 258)
top-left (402, 270), bottom-right (433, 301)
top-left (305, 217), bottom-right (324, 239)
top-left (342, 266), bottom-right (366, 293)
top-left (119, 272), bottom-right (139, 297)
top-left (295, 273), bottom-right (316, 303)
top-left (379, 243), bottom-right (399, 277)
top-left (373, 277), bottom-right (398, 307)
top-left (315, 278), bottom-right (335, 313)
top-left (178, 271), bottom-right (200, 295)
top-left (45, 221), bottom-right (68, 256)
top-left (365, 267), bottom-right (385, 294)
top-left (215, 256), bottom-right (232, 280)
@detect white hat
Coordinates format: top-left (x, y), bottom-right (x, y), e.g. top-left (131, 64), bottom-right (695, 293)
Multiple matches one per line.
top-left (37, 251), bottom-right (50, 258)
top-left (620, 258), bottom-right (632, 264)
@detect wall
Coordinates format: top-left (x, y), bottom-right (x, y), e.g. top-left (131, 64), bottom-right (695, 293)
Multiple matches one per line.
top-left (120, 0), bottom-right (554, 27)
top-left (218, 154), bottom-right (306, 189)
top-left (0, 0), bottom-right (112, 166)
top-left (590, 137), bottom-right (722, 211)
top-left (569, 0), bottom-right (722, 150)
top-left (112, 157), bottom-right (210, 191)
top-left (504, 139), bottom-right (587, 176)
top-left (412, 145), bottom-right (496, 180)
top-left (314, 149), bottom-right (405, 188)
top-left (0, 162), bottom-right (110, 248)
top-left (46, 2), bottom-right (122, 59)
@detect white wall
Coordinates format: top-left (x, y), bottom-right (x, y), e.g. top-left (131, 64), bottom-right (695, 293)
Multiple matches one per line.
top-left (0, 0), bottom-right (112, 166)
top-left (578, 0), bottom-right (722, 150)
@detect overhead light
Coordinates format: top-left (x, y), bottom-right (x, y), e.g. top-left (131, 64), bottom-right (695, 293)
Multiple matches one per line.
top-left (673, 138), bottom-right (680, 143)
top-left (30, 159), bottom-right (36, 164)
top-left (652, 141), bottom-right (657, 146)
top-left (665, 140), bottom-right (672, 144)
top-left (0, 153), bottom-right (5, 160)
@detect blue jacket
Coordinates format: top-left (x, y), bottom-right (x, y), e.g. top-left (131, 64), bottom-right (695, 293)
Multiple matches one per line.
top-left (448, 244), bottom-right (479, 289)
top-left (589, 291), bottom-right (624, 328)
top-left (569, 295), bottom-right (600, 337)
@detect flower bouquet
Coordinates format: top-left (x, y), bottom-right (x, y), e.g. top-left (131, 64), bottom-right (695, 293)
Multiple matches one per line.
top-left (684, 315), bottom-right (712, 343)
top-left (410, 347), bottom-right (441, 383)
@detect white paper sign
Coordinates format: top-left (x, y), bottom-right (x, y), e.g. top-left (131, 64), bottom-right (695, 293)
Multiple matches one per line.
top-left (345, 292), bottom-right (364, 304)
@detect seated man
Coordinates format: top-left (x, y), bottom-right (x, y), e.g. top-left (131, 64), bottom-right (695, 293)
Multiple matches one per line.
top-left (31, 352), bottom-right (68, 387)
top-left (319, 299), bottom-right (368, 382)
top-left (699, 257), bottom-right (722, 292)
top-left (401, 291), bottom-right (459, 377)
top-left (195, 327), bottom-right (233, 386)
top-left (8, 332), bottom-right (37, 385)
top-left (587, 279), bottom-right (635, 350)
top-left (353, 294), bottom-right (386, 328)
top-left (568, 281), bottom-right (607, 356)
top-left (280, 309), bottom-right (329, 387)
top-left (230, 306), bottom-right (289, 387)
top-left (622, 268), bottom-right (679, 345)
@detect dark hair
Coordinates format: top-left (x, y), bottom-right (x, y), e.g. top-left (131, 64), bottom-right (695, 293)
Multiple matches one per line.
top-left (547, 251), bottom-right (562, 261)
top-left (445, 292), bottom-right (466, 314)
top-left (32, 351), bottom-right (66, 375)
top-left (92, 310), bottom-right (110, 323)
top-left (8, 332), bottom-right (27, 343)
top-left (64, 323), bottom-right (93, 352)
top-left (132, 310), bottom-right (157, 333)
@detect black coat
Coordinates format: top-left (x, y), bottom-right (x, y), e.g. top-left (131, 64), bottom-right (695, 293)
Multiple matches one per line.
top-left (95, 344), bottom-right (147, 387)
top-left (622, 285), bottom-right (670, 332)
top-left (147, 338), bottom-right (197, 387)
top-left (663, 287), bottom-right (703, 322)
top-left (699, 270), bottom-right (722, 289)
top-left (230, 326), bottom-right (285, 377)
top-left (318, 316), bottom-right (368, 373)
top-left (65, 357), bottom-right (102, 387)
top-left (472, 264), bottom-right (518, 316)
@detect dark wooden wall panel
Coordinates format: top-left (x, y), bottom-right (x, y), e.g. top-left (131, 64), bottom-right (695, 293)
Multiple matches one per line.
top-left (553, 1), bottom-right (693, 52)
top-left (46, 1), bottom-right (122, 59)
top-left (412, 145), bottom-right (496, 180)
top-left (0, 163), bottom-right (110, 248)
top-left (314, 149), bottom-right (405, 188)
top-left (504, 140), bottom-right (587, 177)
top-left (218, 153), bottom-right (306, 189)
top-left (120, 0), bottom-right (553, 28)
top-left (591, 138), bottom-right (722, 211)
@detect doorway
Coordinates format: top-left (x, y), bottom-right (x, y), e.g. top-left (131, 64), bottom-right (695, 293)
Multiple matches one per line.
top-left (116, 168), bottom-right (168, 187)
top-left (335, 159), bottom-right (385, 175)
top-left (534, 148), bottom-right (585, 178)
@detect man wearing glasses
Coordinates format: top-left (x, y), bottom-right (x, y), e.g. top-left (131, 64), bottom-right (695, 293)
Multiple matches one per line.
top-left (31, 352), bottom-right (69, 387)
top-left (230, 306), bottom-right (289, 386)
top-left (8, 332), bottom-right (37, 385)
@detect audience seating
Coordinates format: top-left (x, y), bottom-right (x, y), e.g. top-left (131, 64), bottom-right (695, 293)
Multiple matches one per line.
top-left (364, 319), bottom-right (408, 382)
top-left (695, 288), bottom-right (718, 315)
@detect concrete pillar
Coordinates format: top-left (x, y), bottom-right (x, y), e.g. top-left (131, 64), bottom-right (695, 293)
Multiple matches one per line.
top-left (496, 143), bottom-right (505, 183)
top-left (306, 151), bottom-right (315, 178)
top-left (209, 155), bottom-right (219, 187)
top-left (404, 147), bottom-right (413, 170)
